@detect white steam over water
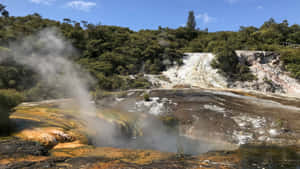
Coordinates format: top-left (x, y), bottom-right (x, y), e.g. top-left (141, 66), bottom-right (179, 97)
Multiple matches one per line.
top-left (5, 29), bottom-right (95, 114)
top-left (0, 29), bottom-right (118, 142)
top-left (162, 53), bottom-right (227, 89)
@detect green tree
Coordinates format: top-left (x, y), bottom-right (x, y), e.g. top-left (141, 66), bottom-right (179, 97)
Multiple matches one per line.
top-left (0, 3), bottom-right (9, 18)
top-left (186, 11), bottom-right (196, 30)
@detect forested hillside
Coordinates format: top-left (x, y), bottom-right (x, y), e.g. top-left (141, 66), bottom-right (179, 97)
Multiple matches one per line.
top-left (0, 4), bottom-right (300, 100)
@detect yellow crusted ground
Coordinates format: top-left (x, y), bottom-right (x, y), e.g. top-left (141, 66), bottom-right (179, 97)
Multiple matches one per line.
top-left (3, 100), bottom-right (241, 168)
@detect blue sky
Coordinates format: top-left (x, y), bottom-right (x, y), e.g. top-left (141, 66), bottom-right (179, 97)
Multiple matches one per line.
top-left (1, 0), bottom-right (300, 32)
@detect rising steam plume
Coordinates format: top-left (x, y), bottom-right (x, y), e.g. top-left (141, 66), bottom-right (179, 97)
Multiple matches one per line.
top-left (7, 28), bottom-right (95, 114)
top-left (0, 28), bottom-right (118, 142)
top-left (0, 28), bottom-right (223, 154)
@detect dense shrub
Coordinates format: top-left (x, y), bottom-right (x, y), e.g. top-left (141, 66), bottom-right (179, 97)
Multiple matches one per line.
top-left (0, 89), bottom-right (24, 135)
top-left (279, 48), bottom-right (300, 79)
top-left (211, 45), bottom-right (256, 82)
top-left (143, 93), bottom-right (150, 102)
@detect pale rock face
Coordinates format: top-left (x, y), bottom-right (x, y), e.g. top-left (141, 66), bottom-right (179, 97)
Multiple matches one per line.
top-left (234, 50), bottom-right (300, 97)
top-left (135, 97), bottom-right (174, 116)
top-left (146, 51), bottom-right (300, 98)
top-left (162, 53), bottom-right (228, 89)
top-left (233, 131), bottom-right (254, 145)
top-left (269, 129), bottom-right (279, 137)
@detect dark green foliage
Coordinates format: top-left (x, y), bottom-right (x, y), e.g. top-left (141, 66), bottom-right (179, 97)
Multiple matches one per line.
top-left (0, 89), bottom-right (24, 108)
top-left (0, 4), bottom-right (300, 98)
top-left (185, 19), bottom-right (300, 52)
top-left (143, 93), bottom-right (150, 102)
top-left (25, 82), bottom-right (68, 101)
top-left (127, 76), bottom-right (152, 89)
top-left (279, 48), bottom-right (300, 79)
top-left (186, 11), bottom-right (196, 30)
top-left (0, 89), bottom-right (24, 135)
top-left (211, 45), bottom-right (255, 82)
top-left (211, 45), bottom-right (239, 74)
top-left (0, 58), bottom-right (38, 91)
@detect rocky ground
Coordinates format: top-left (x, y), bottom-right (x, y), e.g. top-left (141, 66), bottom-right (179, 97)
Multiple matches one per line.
top-left (1, 89), bottom-right (300, 169)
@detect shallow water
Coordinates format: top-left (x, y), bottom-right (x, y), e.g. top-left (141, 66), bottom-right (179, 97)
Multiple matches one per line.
top-left (238, 145), bottom-right (300, 169)
top-left (90, 89), bottom-right (300, 160)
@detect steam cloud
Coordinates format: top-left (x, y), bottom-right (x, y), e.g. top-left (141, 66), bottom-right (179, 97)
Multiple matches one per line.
top-left (0, 28), bottom-right (118, 143)
top-left (3, 28), bottom-right (94, 113)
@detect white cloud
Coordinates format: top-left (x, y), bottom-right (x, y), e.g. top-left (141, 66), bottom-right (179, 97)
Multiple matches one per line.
top-left (257, 5), bottom-right (264, 10)
top-left (196, 13), bottom-right (215, 24)
top-left (30, 0), bottom-right (56, 5)
top-left (67, 1), bottom-right (96, 12)
top-left (225, 0), bottom-right (239, 4)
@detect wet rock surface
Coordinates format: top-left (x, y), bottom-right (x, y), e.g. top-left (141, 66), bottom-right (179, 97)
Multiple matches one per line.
top-left (1, 89), bottom-right (300, 168)
top-left (0, 137), bottom-right (48, 157)
top-left (111, 89), bottom-right (300, 148)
